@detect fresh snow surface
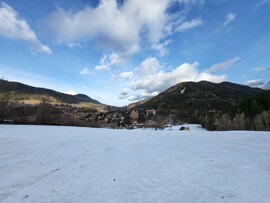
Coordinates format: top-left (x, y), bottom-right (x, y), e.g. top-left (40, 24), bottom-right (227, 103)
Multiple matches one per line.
top-left (0, 125), bottom-right (270, 203)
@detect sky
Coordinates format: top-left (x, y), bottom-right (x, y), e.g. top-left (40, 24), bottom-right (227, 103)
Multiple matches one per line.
top-left (0, 0), bottom-right (270, 106)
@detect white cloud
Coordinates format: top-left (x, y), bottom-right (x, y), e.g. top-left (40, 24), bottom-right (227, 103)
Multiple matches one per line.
top-left (255, 0), bottom-right (270, 9)
top-left (67, 42), bottom-right (81, 49)
top-left (0, 2), bottom-right (51, 54)
top-left (108, 53), bottom-right (125, 66)
top-left (205, 57), bottom-right (240, 73)
top-left (176, 18), bottom-right (203, 32)
top-left (177, 0), bottom-right (204, 5)
top-left (94, 51), bottom-right (133, 72)
top-left (100, 52), bottom-right (126, 67)
top-left (127, 90), bottom-right (159, 101)
top-left (46, 0), bottom-right (171, 57)
top-left (214, 12), bottom-right (237, 34)
top-left (112, 71), bottom-right (133, 81)
top-left (138, 57), bottom-right (162, 76)
top-left (245, 79), bottom-right (265, 87)
top-left (253, 67), bottom-right (270, 72)
top-left (65, 90), bottom-right (76, 95)
top-left (224, 13), bottom-right (236, 26)
top-left (152, 40), bottom-right (171, 56)
top-left (79, 68), bottom-right (91, 76)
top-left (95, 65), bottom-right (110, 71)
top-left (119, 89), bottom-right (158, 101)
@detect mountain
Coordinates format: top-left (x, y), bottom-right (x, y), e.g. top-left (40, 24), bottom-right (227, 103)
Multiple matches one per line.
top-left (1, 79), bottom-right (267, 129)
top-left (132, 81), bottom-right (264, 122)
top-left (73, 94), bottom-right (100, 103)
top-left (0, 79), bottom-right (101, 105)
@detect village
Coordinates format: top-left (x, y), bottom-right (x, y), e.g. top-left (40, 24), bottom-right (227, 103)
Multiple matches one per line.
top-left (91, 109), bottom-right (159, 129)
top-left (1, 94), bottom-right (190, 130)
top-left (76, 108), bottom-right (191, 130)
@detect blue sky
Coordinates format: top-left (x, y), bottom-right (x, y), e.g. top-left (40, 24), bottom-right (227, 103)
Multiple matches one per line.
top-left (0, 0), bottom-right (270, 106)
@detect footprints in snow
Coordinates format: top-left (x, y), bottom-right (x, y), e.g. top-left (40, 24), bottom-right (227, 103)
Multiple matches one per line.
top-left (51, 168), bottom-right (60, 173)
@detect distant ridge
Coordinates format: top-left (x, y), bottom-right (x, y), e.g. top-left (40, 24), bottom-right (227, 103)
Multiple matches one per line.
top-left (0, 79), bottom-right (101, 105)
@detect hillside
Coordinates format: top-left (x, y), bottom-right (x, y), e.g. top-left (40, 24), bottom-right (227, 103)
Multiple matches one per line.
top-left (127, 97), bottom-right (152, 109)
top-left (239, 90), bottom-right (270, 117)
top-left (133, 81), bottom-right (264, 122)
top-left (0, 79), bottom-right (125, 126)
top-left (0, 79), bottom-right (101, 105)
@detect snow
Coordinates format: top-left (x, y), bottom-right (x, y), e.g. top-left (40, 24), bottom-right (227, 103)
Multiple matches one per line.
top-left (0, 125), bottom-right (270, 203)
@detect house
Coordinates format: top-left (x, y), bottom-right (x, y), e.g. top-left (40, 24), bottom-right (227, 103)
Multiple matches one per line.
top-left (130, 110), bottom-right (139, 124)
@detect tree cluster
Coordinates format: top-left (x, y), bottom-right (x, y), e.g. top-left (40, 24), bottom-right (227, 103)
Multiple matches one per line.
top-left (204, 91), bottom-right (270, 131)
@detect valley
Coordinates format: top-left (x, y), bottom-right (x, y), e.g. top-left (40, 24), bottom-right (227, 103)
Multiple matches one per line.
top-left (1, 79), bottom-right (269, 131)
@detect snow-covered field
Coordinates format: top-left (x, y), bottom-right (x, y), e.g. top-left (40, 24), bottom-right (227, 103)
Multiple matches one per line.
top-left (0, 125), bottom-right (270, 203)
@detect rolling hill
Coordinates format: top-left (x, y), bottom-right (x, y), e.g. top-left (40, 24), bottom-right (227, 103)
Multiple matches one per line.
top-left (0, 79), bottom-right (101, 105)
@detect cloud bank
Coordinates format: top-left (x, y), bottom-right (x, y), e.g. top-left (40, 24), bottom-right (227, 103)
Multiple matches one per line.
top-left (45, 0), bottom-right (208, 72)
top-left (46, 0), bottom-right (171, 55)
